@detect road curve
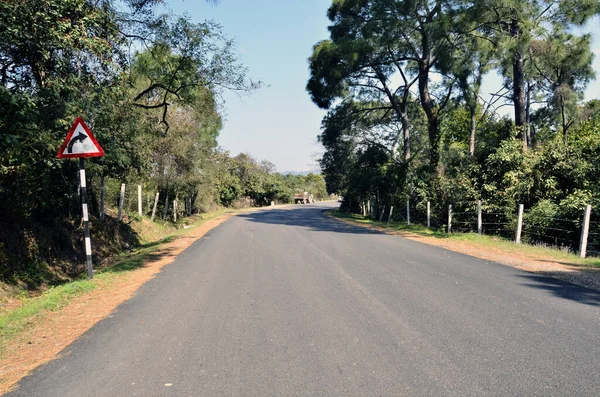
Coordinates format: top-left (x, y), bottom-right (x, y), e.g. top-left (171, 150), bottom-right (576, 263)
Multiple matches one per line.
top-left (7, 203), bottom-right (600, 396)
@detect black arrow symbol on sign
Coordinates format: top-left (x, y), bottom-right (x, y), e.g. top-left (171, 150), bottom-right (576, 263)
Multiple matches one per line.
top-left (67, 131), bottom-right (88, 153)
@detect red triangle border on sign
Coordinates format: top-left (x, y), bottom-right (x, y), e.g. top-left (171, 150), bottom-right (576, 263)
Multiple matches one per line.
top-left (57, 117), bottom-right (105, 159)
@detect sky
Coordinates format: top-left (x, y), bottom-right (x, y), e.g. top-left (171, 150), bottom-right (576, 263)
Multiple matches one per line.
top-left (166, 1), bottom-right (600, 173)
top-left (167, 0), bottom-right (331, 173)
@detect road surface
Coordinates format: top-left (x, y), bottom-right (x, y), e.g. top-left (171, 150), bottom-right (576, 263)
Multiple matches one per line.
top-left (7, 203), bottom-right (600, 396)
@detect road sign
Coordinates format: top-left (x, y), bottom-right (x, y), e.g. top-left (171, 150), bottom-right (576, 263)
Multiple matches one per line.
top-left (57, 117), bottom-right (104, 159)
top-left (57, 117), bottom-right (104, 279)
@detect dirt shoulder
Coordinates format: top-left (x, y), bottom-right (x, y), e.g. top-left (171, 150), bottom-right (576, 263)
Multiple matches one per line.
top-left (330, 213), bottom-right (600, 293)
top-left (0, 211), bottom-right (240, 395)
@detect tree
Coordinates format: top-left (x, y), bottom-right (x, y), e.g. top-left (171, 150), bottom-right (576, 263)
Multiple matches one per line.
top-left (476, 0), bottom-right (600, 148)
top-left (307, 4), bottom-right (419, 162)
top-left (529, 31), bottom-right (594, 142)
top-left (0, 0), bottom-right (262, 282)
top-left (308, 0), bottom-right (473, 175)
top-left (130, 19), bottom-right (261, 134)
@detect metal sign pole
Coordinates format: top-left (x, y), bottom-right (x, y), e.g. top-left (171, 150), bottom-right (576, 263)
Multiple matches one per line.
top-left (79, 158), bottom-right (94, 279)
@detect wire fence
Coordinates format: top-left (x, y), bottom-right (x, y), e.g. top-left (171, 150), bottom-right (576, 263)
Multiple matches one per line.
top-left (362, 198), bottom-right (600, 258)
top-left (587, 218), bottom-right (600, 256)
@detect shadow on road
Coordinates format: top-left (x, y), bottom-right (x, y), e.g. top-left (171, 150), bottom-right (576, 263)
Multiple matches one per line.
top-left (518, 273), bottom-right (600, 306)
top-left (237, 207), bottom-right (381, 235)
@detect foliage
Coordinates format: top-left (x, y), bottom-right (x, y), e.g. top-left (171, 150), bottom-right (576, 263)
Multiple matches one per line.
top-left (0, 0), bottom-right (320, 285)
top-left (310, 0), bottom-right (600, 252)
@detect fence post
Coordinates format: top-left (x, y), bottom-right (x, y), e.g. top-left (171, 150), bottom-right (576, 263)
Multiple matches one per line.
top-left (516, 204), bottom-right (524, 244)
top-left (151, 192), bottom-right (159, 222)
top-left (138, 185), bottom-right (143, 216)
top-left (448, 205), bottom-right (452, 233)
top-left (388, 206), bottom-right (394, 222)
top-left (379, 205), bottom-right (386, 222)
top-left (406, 200), bottom-right (411, 225)
top-left (579, 204), bottom-right (592, 258)
top-left (427, 201), bottom-right (431, 228)
top-left (117, 183), bottom-right (125, 221)
top-left (478, 200), bottom-right (482, 235)
top-left (173, 197), bottom-right (178, 222)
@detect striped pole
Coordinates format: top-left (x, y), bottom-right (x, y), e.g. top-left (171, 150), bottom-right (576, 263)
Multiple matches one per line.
top-left (79, 159), bottom-right (94, 279)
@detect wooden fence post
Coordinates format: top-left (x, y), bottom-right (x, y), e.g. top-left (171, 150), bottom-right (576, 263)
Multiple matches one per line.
top-left (173, 197), bottom-right (178, 222)
top-left (117, 183), bottom-right (125, 221)
top-left (478, 200), bottom-right (482, 234)
top-left (579, 204), bottom-right (592, 258)
top-left (427, 201), bottom-right (431, 228)
top-left (388, 206), bottom-right (394, 223)
top-left (448, 205), bottom-right (452, 233)
top-left (516, 204), bottom-right (524, 244)
top-left (151, 192), bottom-right (159, 222)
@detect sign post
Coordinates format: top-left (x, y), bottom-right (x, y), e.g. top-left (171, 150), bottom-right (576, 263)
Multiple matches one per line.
top-left (58, 117), bottom-right (104, 279)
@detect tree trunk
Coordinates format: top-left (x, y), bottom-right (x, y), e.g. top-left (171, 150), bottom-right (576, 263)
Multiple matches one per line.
top-left (428, 116), bottom-right (441, 175)
top-left (401, 113), bottom-right (410, 161)
top-left (511, 19), bottom-right (528, 150)
top-left (418, 62), bottom-right (441, 175)
top-left (163, 193), bottom-right (169, 220)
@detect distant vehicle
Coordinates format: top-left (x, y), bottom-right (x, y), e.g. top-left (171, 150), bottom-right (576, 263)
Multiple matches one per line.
top-left (337, 196), bottom-right (344, 202)
top-left (294, 191), bottom-right (314, 204)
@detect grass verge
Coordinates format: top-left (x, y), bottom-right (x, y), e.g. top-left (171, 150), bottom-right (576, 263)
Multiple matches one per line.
top-left (0, 280), bottom-right (96, 344)
top-left (329, 210), bottom-right (600, 269)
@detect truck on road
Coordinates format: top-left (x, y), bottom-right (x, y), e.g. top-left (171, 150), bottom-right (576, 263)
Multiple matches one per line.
top-left (294, 191), bottom-right (314, 204)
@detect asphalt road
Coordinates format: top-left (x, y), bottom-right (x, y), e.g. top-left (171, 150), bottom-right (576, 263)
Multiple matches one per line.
top-left (7, 203), bottom-right (600, 396)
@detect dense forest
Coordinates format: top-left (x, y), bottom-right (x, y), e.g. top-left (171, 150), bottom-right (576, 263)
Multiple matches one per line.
top-left (309, 0), bottom-right (600, 251)
top-left (0, 0), bottom-right (327, 285)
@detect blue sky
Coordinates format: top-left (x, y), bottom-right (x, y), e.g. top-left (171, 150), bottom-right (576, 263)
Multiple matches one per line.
top-left (167, 1), bottom-right (600, 173)
top-left (168, 0), bottom-right (331, 173)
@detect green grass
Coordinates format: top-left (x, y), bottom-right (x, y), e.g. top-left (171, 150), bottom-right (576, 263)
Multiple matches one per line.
top-left (329, 210), bottom-right (600, 268)
top-left (0, 280), bottom-right (96, 346)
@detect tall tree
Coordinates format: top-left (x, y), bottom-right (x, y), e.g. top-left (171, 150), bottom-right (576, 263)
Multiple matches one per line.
top-left (529, 31), bottom-right (594, 142)
top-left (476, 0), bottom-right (600, 148)
top-left (307, 36), bottom-right (417, 162)
top-left (309, 0), bottom-right (472, 174)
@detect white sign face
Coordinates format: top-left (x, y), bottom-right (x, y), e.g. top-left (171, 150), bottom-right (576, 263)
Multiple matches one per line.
top-left (57, 117), bottom-right (104, 159)
top-left (60, 123), bottom-right (100, 156)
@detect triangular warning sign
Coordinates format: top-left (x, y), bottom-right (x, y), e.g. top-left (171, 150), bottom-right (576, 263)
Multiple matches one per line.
top-left (58, 117), bottom-right (104, 159)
